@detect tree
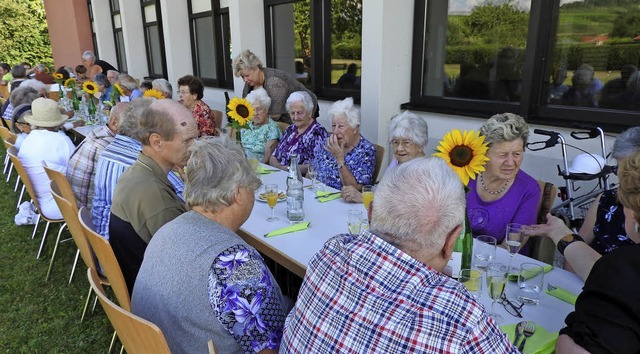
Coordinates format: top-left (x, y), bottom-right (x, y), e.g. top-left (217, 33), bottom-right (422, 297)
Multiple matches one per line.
top-left (611, 13), bottom-right (640, 38)
top-left (294, 1), bottom-right (311, 59)
top-left (0, 0), bottom-right (52, 66)
top-left (463, 1), bottom-right (529, 47)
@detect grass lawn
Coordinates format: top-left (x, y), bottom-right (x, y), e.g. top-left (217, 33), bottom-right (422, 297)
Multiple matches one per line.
top-left (0, 145), bottom-right (113, 352)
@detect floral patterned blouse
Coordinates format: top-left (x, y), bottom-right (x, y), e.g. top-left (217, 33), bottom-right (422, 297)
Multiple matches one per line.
top-left (311, 135), bottom-right (376, 190)
top-left (192, 100), bottom-right (216, 137)
top-left (272, 120), bottom-right (328, 166)
top-left (240, 119), bottom-right (282, 161)
top-left (591, 189), bottom-right (635, 255)
top-left (209, 245), bottom-right (286, 353)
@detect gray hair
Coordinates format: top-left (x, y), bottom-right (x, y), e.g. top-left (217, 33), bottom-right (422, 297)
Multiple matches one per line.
top-left (479, 112), bottom-right (530, 147)
top-left (184, 136), bottom-right (261, 211)
top-left (11, 104), bottom-right (31, 134)
top-left (117, 97), bottom-right (155, 138)
top-left (19, 79), bottom-right (46, 94)
top-left (34, 64), bottom-right (47, 73)
top-left (94, 73), bottom-right (110, 88)
top-left (371, 157), bottom-right (465, 255)
top-left (11, 65), bottom-right (26, 78)
top-left (152, 78), bottom-right (173, 99)
top-left (628, 71), bottom-right (640, 94)
top-left (232, 49), bottom-right (264, 77)
top-left (246, 87), bottom-right (271, 110)
top-left (612, 127), bottom-right (640, 159)
top-left (118, 74), bottom-right (138, 90)
top-left (10, 86), bottom-right (39, 107)
top-left (388, 111), bottom-right (429, 149)
top-left (285, 91), bottom-right (314, 113)
top-left (327, 97), bottom-right (360, 128)
top-left (82, 50), bottom-right (96, 61)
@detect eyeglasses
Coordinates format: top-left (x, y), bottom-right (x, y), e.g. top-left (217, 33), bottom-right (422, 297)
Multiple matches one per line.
top-left (499, 294), bottom-right (523, 318)
top-left (177, 90), bottom-right (191, 95)
top-left (391, 139), bottom-right (414, 148)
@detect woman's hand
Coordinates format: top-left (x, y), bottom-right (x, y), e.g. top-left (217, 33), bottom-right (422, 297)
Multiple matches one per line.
top-left (522, 213), bottom-right (572, 245)
top-left (341, 185), bottom-right (363, 203)
top-left (325, 134), bottom-right (345, 162)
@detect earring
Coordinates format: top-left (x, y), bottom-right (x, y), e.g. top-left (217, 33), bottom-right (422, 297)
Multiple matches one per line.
top-left (635, 222), bottom-right (639, 233)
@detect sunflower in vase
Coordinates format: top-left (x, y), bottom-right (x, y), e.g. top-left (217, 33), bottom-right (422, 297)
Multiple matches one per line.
top-left (82, 80), bottom-right (99, 116)
top-left (143, 88), bottom-right (165, 99)
top-left (227, 97), bottom-right (255, 140)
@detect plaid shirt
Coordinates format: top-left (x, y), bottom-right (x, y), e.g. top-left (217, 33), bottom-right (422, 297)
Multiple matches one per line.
top-left (66, 125), bottom-right (115, 210)
top-left (91, 135), bottom-right (184, 240)
top-left (281, 231), bottom-right (518, 354)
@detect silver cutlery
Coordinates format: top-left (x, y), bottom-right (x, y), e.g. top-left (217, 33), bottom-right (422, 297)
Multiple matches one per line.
top-left (518, 321), bottom-right (536, 351)
top-left (514, 321), bottom-right (526, 346)
top-left (314, 191), bottom-right (341, 199)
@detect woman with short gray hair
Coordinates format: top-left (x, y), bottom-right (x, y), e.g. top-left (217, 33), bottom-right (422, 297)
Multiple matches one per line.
top-left (467, 112), bottom-right (540, 254)
top-left (131, 136), bottom-right (288, 353)
top-left (241, 88), bottom-right (282, 163)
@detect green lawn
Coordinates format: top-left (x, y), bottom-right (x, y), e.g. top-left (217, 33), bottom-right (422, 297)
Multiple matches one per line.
top-left (0, 146), bottom-right (113, 352)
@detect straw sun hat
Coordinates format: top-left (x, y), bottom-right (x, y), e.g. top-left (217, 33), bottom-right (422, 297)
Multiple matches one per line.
top-left (23, 97), bottom-right (68, 128)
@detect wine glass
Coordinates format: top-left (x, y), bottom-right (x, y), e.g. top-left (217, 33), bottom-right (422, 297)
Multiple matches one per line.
top-left (347, 209), bottom-right (362, 235)
top-left (486, 262), bottom-right (508, 324)
top-left (505, 223), bottom-right (525, 273)
top-left (265, 184), bottom-right (279, 222)
top-left (473, 235), bottom-right (497, 270)
top-left (307, 164), bottom-right (318, 190)
top-left (362, 185), bottom-right (374, 211)
top-left (459, 269), bottom-right (482, 299)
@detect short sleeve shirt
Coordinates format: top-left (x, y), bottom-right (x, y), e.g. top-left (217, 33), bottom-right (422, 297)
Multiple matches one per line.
top-left (240, 119), bottom-right (282, 161)
top-left (311, 135), bottom-right (376, 190)
top-left (272, 120), bottom-right (327, 166)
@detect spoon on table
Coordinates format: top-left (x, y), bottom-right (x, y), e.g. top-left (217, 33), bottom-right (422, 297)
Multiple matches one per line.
top-left (514, 321), bottom-right (526, 346)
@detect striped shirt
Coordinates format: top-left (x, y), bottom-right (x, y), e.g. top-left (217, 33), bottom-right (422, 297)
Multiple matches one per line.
top-left (91, 134), bottom-right (184, 239)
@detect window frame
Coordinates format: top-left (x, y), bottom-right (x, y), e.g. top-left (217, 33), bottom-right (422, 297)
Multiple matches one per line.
top-left (140, 0), bottom-right (168, 79)
top-left (109, 0), bottom-right (126, 72)
top-left (404, 0), bottom-right (640, 132)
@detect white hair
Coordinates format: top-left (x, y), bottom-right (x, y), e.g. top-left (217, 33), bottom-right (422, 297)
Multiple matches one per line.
top-left (19, 79), bottom-right (46, 94)
top-left (82, 50), bottom-right (96, 61)
top-left (389, 111), bottom-right (429, 149)
top-left (118, 74), bottom-right (138, 90)
top-left (285, 91), bottom-right (314, 113)
top-left (246, 87), bottom-right (272, 111)
top-left (327, 97), bottom-right (360, 128)
top-left (371, 157), bottom-right (465, 255)
top-left (152, 78), bottom-right (173, 99)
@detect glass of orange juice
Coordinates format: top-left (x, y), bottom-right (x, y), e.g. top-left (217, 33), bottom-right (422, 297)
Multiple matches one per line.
top-left (265, 184), bottom-right (279, 222)
top-left (362, 185), bottom-right (374, 211)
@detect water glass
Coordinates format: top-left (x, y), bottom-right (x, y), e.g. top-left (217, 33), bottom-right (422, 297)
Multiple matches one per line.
top-left (505, 223), bottom-right (524, 273)
top-left (307, 165), bottom-right (318, 190)
top-left (473, 235), bottom-right (497, 270)
top-left (458, 269), bottom-right (482, 299)
top-left (517, 263), bottom-right (545, 305)
top-left (347, 209), bottom-right (363, 235)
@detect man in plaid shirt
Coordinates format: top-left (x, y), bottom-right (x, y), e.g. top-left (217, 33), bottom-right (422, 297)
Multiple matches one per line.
top-left (281, 157), bottom-right (518, 353)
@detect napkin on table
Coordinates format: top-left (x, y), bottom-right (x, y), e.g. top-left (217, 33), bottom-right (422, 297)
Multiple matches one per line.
top-left (500, 323), bottom-right (558, 354)
top-left (507, 264), bottom-right (553, 282)
top-left (258, 166), bottom-right (279, 174)
top-left (316, 191), bottom-right (341, 203)
top-left (546, 286), bottom-right (578, 305)
top-left (264, 221), bottom-right (310, 238)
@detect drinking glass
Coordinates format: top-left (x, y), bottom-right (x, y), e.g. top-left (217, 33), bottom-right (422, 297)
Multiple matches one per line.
top-left (486, 263), bottom-right (508, 324)
top-left (473, 235), bottom-right (497, 270)
top-left (265, 184), bottom-right (279, 222)
top-left (347, 209), bottom-right (363, 235)
top-left (459, 269), bottom-right (482, 299)
top-left (505, 223), bottom-right (524, 273)
top-left (517, 262), bottom-right (545, 305)
top-left (362, 185), bottom-right (374, 211)
top-left (307, 165), bottom-right (318, 190)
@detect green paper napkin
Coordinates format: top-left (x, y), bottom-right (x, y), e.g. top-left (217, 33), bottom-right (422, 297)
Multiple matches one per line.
top-left (316, 191), bottom-right (341, 203)
top-left (546, 286), bottom-right (578, 305)
top-left (258, 166), bottom-right (279, 174)
top-left (508, 264), bottom-right (553, 282)
top-left (264, 221), bottom-right (310, 238)
top-left (500, 323), bottom-right (558, 354)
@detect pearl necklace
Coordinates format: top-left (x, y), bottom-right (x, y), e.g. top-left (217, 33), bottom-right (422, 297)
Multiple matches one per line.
top-left (479, 173), bottom-right (510, 195)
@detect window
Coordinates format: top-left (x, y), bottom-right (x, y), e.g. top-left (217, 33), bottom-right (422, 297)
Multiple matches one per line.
top-left (110, 0), bottom-right (127, 72)
top-left (265, 0), bottom-right (363, 102)
top-left (187, 0), bottom-right (233, 88)
top-left (140, 0), bottom-right (167, 79)
top-left (88, 0), bottom-right (98, 58)
top-left (407, 0), bottom-right (640, 131)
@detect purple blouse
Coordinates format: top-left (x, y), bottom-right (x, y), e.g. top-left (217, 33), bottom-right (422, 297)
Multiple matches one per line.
top-left (272, 120), bottom-right (328, 166)
top-left (466, 170), bottom-right (540, 252)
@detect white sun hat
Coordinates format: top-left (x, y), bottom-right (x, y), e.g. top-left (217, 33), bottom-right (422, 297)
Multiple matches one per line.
top-left (568, 153), bottom-right (606, 174)
top-left (23, 97), bottom-right (68, 128)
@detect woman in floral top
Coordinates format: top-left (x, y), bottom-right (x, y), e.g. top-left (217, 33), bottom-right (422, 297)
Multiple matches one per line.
top-left (311, 97), bottom-right (375, 191)
top-left (269, 91), bottom-right (327, 175)
top-left (241, 88), bottom-right (282, 163)
top-left (178, 75), bottom-right (216, 137)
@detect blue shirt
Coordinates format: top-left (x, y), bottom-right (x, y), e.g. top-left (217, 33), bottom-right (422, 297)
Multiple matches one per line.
top-left (91, 135), bottom-right (184, 239)
top-left (311, 135), bottom-right (376, 190)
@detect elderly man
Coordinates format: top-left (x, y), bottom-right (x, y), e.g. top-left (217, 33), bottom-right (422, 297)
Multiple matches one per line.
top-left (109, 99), bottom-right (197, 293)
top-left (132, 136), bottom-right (288, 353)
top-left (91, 98), bottom-right (185, 240)
top-left (106, 70), bottom-right (119, 85)
top-left (281, 157), bottom-right (517, 353)
top-left (32, 64), bottom-right (54, 84)
top-left (117, 74), bottom-right (142, 102)
top-left (81, 50), bottom-right (117, 79)
top-left (66, 102), bottom-right (128, 210)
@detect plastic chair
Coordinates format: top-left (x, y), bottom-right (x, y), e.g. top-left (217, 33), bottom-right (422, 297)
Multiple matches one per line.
top-left (1, 127), bottom-right (15, 177)
top-left (212, 109), bottom-right (223, 132)
top-left (276, 121), bottom-right (290, 135)
top-left (372, 143), bottom-right (385, 183)
top-left (87, 267), bottom-right (171, 354)
top-left (6, 146), bottom-right (66, 257)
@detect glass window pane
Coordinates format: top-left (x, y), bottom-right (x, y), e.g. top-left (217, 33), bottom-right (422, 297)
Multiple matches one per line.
top-left (110, 0), bottom-right (119, 13)
top-left (271, 1), bottom-right (312, 88)
top-left (194, 16), bottom-right (217, 79)
top-left (116, 30), bottom-right (127, 72)
top-left (190, 0), bottom-right (212, 14)
top-left (423, 1), bottom-right (530, 102)
top-left (144, 4), bottom-right (157, 23)
top-left (147, 25), bottom-right (163, 76)
top-left (546, 1), bottom-right (640, 111)
top-left (113, 14), bottom-right (121, 29)
top-left (330, 0), bottom-right (362, 88)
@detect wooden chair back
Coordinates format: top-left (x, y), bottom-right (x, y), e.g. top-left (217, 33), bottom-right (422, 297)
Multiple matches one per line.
top-left (79, 207), bottom-right (131, 310)
top-left (0, 85), bottom-right (9, 100)
top-left (372, 143), bottom-right (385, 183)
top-left (276, 121), bottom-right (290, 134)
top-left (87, 267), bottom-right (171, 354)
top-left (0, 126), bottom-right (12, 143)
top-left (43, 162), bottom-right (78, 211)
top-left (212, 109), bottom-right (223, 131)
top-left (530, 180), bottom-right (558, 264)
top-left (7, 146), bottom-right (40, 211)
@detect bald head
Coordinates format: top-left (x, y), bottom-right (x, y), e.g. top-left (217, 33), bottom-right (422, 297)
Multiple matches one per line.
top-left (138, 99), bottom-right (195, 146)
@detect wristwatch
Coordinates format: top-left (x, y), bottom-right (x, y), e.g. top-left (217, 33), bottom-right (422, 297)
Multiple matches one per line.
top-left (337, 161), bottom-right (345, 170)
top-left (557, 233), bottom-right (585, 256)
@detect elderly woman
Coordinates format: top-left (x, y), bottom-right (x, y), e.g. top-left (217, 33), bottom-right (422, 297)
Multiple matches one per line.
top-left (311, 97), bottom-right (375, 192)
top-left (81, 50), bottom-right (117, 79)
top-left (524, 152), bottom-right (640, 353)
top-left (94, 73), bottom-right (112, 103)
top-left (233, 49), bottom-right (318, 124)
top-left (269, 91), bottom-right (327, 174)
top-left (467, 113), bottom-right (540, 252)
top-left (9, 87), bottom-right (40, 149)
top-left (241, 88), bottom-right (282, 163)
top-left (17, 98), bottom-right (75, 220)
top-left (177, 75), bottom-right (216, 137)
top-left (342, 111), bottom-right (428, 203)
top-left (151, 78), bottom-right (173, 99)
top-left (131, 136), bottom-right (288, 353)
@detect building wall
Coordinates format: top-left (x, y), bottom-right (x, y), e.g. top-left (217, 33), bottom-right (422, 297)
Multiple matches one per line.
top-left (43, 0), bottom-right (94, 68)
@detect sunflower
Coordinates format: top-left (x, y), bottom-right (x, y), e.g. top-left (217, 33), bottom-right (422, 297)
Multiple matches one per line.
top-left (143, 88), bottom-right (165, 99)
top-left (113, 83), bottom-right (124, 96)
top-left (227, 97), bottom-right (254, 127)
top-left (433, 129), bottom-right (489, 186)
top-left (64, 78), bottom-right (76, 88)
top-left (83, 80), bottom-right (98, 95)
top-left (53, 73), bottom-right (64, 81)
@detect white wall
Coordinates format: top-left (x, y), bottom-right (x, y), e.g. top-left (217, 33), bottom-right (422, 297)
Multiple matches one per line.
top-left (91, 0), bottom-right (117, 66)
top-left (159, 0), bottom-right (192, 86)
top-left (118, 0), bottom-right (148, 79)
